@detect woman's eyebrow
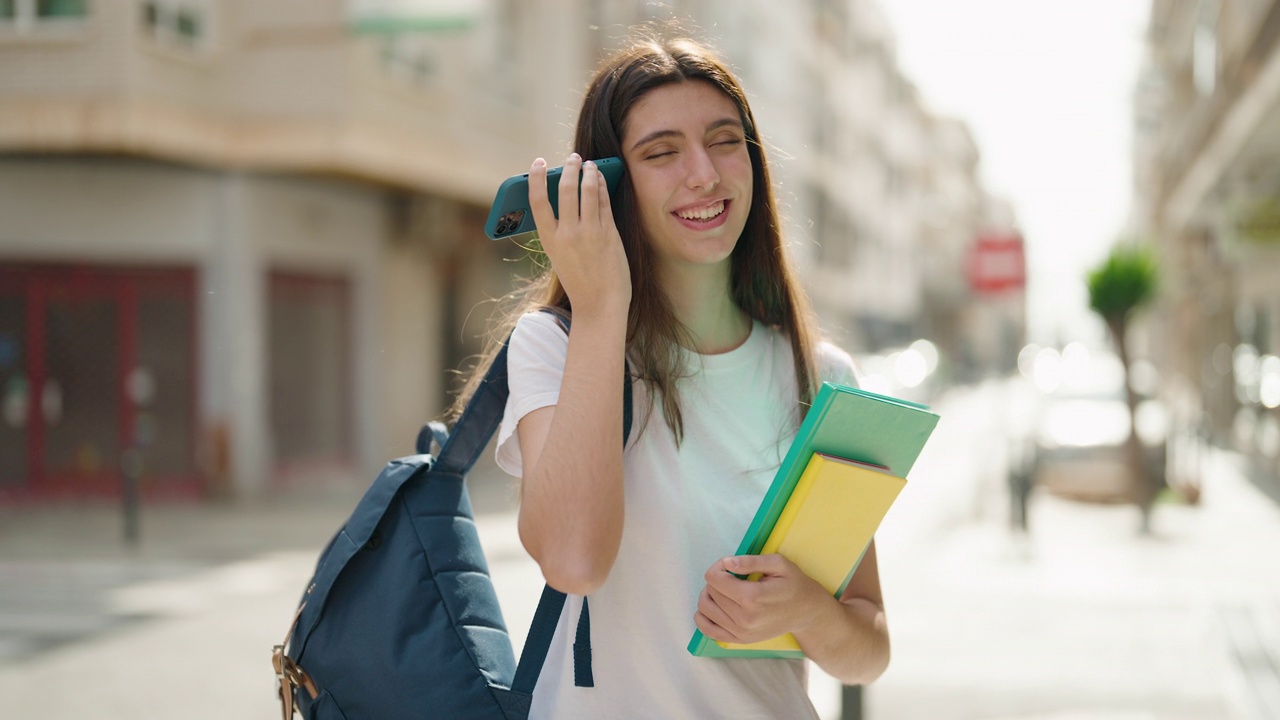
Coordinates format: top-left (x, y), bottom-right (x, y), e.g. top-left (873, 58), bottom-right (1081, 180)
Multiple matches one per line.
top-left (628, 117), bottom-right (743, 152)
top-left (629, 129), bottom-right (681, 152)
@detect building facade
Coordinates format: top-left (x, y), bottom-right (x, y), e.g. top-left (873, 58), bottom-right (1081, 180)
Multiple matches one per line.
top-left (1137, 0), bottom-right (1280, 501)
top-left (0, 0), bottom-right (587, 501)
top-left (0, 0), bottom-right (1010, 503)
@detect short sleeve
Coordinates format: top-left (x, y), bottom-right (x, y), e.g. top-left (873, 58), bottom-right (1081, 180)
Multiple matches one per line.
top-left (494, 312), bottom-right (570, 477)
top-left (816, 340), bottom-right (860, 389)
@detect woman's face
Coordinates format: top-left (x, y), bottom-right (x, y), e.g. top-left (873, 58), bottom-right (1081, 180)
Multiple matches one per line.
top-left (620, 80), bottom-right (754, 276)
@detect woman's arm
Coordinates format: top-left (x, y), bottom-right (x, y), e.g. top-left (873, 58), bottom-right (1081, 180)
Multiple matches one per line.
top-left (694, 541), bottom-right (890, 685)
top-left (515, 155), bottom-right (632, 596)
top-left (516, 307), bottom-right (628, 596)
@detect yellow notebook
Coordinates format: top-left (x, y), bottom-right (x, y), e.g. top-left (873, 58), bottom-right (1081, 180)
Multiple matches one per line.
top-left (716, 452), bottom-right (906, 653)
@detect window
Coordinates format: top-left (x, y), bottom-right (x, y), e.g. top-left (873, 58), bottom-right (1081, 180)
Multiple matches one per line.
top-left (478, 0), bottom-right (523, 104)
top-left (38, 0), bottom-right (85, 17)
top-left (141, 0), bottom-right (208, 48)
top-left (0, 0), bottom-right (87, 33)
top-left (379, 35), bottom-right (436, 86)
top-left (1193, 0), bottom-right (1220, 96)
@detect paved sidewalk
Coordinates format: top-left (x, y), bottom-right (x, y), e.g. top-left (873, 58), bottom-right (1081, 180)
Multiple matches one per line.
top-left (867, 446), bottom-right (1280, 720)
top-left (0, 381), bottom-right (1276, 719)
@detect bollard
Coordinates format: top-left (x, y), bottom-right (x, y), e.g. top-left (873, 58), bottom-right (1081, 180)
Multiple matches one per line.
top-left (1008, 465), bottom-right (1031, 532)
top-left (121, 447), bottom-right (142, 545)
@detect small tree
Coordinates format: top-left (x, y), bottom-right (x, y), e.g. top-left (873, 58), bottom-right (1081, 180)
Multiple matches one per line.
top-left (1086, 243), bottom-right (1159, 531)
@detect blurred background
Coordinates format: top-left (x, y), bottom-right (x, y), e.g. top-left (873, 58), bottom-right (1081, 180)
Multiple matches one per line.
top-left (0, 1), bottom-right (1278, 719)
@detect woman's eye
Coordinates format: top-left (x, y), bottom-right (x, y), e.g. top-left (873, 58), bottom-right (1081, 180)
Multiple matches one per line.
top-left (645, 150), bottom-right (676, 160)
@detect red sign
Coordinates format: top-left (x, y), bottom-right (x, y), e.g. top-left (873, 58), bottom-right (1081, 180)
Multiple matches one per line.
top-left (968, 233), bottom-right (1026, 294)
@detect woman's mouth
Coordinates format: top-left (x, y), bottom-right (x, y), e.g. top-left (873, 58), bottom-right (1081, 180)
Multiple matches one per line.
top-left (673, 200), bottom-right (730, 228)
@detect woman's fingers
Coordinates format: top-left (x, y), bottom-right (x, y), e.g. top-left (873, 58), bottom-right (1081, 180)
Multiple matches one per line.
top-left (694, 610), bottom-right (737, 644)
top-left (596, 162), bottom-right (617, 231)
top-left (526, 158), bottom-right (557, 236)
top-left (695, 587), bottom-right (742, 643)
top-left (523, 152), bottom-right (629, 311)
top-left (557, 153), bottom-right (582, 224)
top-left (578, 160), bottom-right (600, 228)
top-left (705, 583), bottom-right (748, 621)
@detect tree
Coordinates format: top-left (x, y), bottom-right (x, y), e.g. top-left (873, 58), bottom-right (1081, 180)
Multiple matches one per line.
top-left (1086, 243), bottom-right (1159, 531)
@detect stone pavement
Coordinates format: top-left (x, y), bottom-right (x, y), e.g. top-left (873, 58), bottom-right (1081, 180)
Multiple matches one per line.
top-left (0, 379), bottom-right (1276, 719)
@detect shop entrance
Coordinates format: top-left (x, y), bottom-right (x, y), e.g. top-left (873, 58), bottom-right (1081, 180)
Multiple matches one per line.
top-left (0, 264), bottom-right (199, 501)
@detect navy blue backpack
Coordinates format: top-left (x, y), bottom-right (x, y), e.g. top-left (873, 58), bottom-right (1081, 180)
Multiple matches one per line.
top-left (273, 316), bottom-right (631, 719)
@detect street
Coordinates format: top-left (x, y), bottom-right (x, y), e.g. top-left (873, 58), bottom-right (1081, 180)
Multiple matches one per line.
top-left (1, 379), bottom-right (1277, 719)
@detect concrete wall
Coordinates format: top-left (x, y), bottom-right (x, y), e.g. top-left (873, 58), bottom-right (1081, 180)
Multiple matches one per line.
top-left (0, 158), bottom-right (220, 262)
top-left (379, 240), bottom-right (444, 462)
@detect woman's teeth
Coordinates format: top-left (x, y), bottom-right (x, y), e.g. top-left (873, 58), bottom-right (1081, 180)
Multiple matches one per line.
top-left (676, 201), bottom-right (725, 221)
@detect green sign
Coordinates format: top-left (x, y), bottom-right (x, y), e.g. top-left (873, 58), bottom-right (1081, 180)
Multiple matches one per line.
top-left (348, 0), bottom-right (477, 34)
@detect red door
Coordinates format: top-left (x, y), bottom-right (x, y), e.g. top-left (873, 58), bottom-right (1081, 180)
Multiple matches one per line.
top-left (0, 264), bottom-right (199, 502)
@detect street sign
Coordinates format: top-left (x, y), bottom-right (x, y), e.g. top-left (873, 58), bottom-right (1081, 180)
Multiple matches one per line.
top-left (968, 233), bottom-right (1026, 294)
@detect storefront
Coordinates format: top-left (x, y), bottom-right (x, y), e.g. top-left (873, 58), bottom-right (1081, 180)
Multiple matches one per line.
top-left (0, 264), bottom-right (199, 501)
top-left (0, 158), bottom-right (410, 503)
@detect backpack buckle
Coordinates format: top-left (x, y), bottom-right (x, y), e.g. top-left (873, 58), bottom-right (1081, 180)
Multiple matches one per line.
top-left (273, 644), bottom-right (318, 719)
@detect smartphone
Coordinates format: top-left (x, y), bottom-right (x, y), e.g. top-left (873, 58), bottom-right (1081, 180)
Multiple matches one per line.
top-left (484, 156), bottom-right (626, 242)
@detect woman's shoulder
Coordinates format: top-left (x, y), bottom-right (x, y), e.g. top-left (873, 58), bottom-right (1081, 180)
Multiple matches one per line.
top-left (507, 309), bottom-right (572, 362)
top-left (756, 323), bottom-right (859, 387)
top-left (512, 308), bottom-right (570, 339)
top-left (814, 338), bottom-right (860, 388)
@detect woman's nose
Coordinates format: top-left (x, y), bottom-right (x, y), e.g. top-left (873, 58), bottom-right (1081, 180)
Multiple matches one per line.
top-left (685, 149), bottom-right (720, 191)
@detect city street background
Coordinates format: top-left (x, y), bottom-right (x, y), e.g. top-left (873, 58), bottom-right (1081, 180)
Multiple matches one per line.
top-left (2, 379), bottom-right (1277, 719)
top-left (3, 1), bottom-right (1280, 719)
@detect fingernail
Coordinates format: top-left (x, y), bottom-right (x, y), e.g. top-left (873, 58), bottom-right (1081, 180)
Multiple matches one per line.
top-left (569, 152), bottom-right (581, 161)
top-left (533, 158), bottom-right (546, 169)
top-left (583, 160), bottom-right (596, 171)
top-left (724, 557), bottom-right (740, 572)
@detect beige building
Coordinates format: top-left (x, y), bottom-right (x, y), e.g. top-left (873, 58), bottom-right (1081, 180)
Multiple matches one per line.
top-left (1137, 0), bottom-right (1280, 500)
top-left (0, 0), bottom-right (592, 501)
top-left (0, 0), bottom-right (1011, 503)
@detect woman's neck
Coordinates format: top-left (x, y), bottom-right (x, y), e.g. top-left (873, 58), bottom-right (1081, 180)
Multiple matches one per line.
top-left (660, 262), bottom-right (751, 355)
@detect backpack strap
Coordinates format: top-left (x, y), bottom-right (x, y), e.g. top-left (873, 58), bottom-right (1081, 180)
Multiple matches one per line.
top-left (572, 596), bottom-right (595, 688)
top-left (433, 339), bottom-right (515, 476)
top-left (415, 420), bottom-right (449, 455)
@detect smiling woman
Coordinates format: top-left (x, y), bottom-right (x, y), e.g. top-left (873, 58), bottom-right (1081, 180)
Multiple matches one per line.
top-left (444, 31), bottom-right (889, 719)
top-left (623, 81), bottom-right (754, 278)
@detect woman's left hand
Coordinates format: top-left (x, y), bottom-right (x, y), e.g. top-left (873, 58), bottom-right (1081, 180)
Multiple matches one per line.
top-left (693, 554), bottom-right (828, 645)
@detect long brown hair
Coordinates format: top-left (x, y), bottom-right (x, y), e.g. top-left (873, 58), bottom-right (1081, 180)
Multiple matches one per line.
top-left (447, 34), bottom-right (823, 443)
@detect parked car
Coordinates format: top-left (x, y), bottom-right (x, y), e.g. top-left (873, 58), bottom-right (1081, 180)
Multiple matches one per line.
top-left (1028, 350), bottom-right (1169, 503)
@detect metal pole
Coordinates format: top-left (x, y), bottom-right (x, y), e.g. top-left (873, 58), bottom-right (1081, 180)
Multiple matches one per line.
top-left (122, 447), bottom-right (141, 545)
top-left (841, 685), bottom-right (863, 720)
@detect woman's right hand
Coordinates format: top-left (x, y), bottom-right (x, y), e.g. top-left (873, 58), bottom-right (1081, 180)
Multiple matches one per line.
top-left (527, 154), bottom-right (632, 317)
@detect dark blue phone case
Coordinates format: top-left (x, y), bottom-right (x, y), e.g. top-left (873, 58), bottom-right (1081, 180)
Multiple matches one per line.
top-left (484, 157), bottom-right (626, 241)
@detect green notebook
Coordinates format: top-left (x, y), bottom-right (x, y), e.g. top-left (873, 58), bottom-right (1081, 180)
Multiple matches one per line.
top-left (687, 382), bottom-right (940, 659)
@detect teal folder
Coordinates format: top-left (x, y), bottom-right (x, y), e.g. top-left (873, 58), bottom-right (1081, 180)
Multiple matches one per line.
top-left (687, 382), bottom-right (940, 659)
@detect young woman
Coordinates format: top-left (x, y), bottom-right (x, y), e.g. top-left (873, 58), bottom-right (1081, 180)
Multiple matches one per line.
top-left (455, 34), bottom-right (889, 719)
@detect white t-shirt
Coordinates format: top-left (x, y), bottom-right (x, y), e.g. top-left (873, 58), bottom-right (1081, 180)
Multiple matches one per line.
top-left (496, 311), bottom-right (859, 720)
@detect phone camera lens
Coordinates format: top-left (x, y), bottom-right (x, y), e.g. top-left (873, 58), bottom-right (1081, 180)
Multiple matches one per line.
top-left (495, 210), bottom-right (525, 236)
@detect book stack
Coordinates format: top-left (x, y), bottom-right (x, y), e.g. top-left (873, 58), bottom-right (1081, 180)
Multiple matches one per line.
top-left (688, 382), bottom-right (940, 659)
